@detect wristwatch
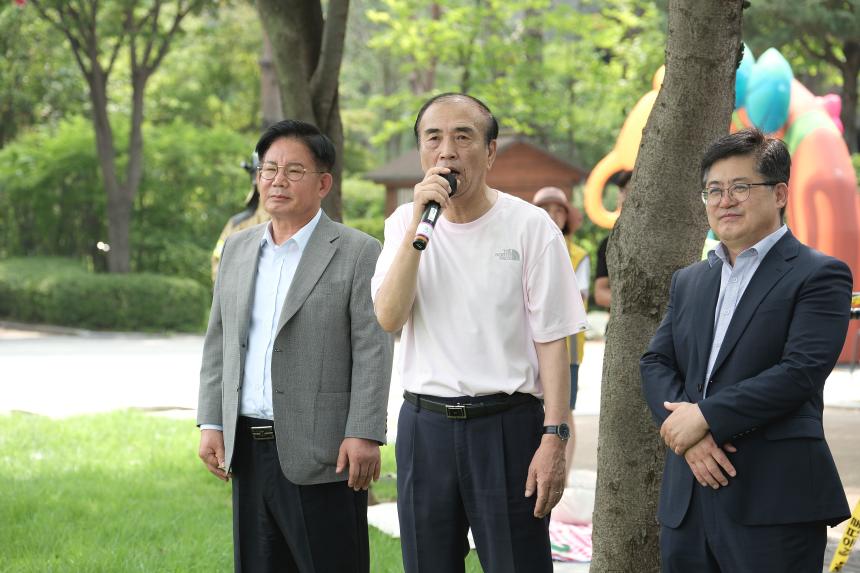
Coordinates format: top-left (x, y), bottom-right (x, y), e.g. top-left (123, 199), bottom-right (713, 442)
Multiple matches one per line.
top-left (543, 423), bottom-right (570, 441)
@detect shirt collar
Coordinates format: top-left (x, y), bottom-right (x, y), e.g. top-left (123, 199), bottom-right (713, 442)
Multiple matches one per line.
top-left (260, 209), bottom-right (323, 251)
top-left (708, 224), bottom-right (788, 267)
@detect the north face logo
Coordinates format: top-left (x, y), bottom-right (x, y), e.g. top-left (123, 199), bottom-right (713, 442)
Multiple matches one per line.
top-left (494, 248), bottom-right (520, 261)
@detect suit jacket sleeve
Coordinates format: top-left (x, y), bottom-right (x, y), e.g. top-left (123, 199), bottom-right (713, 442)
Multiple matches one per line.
top-left (197, 238), bottom-right (227, 427)
top-left (345, 237), bottom-right (393, 443)
top-left (640, 271), bottom-right (691, 427)
top-left (699, 257), bottom-right (852, 444)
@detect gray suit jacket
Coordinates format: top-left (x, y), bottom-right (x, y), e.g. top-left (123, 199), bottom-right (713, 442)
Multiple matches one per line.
top-left (197, 213), bottom-right (393, 485)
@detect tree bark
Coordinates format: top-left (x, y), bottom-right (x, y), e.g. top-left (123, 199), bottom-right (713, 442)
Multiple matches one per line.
top-left (256, 0), bottom-right (349, 221)
top-left (591, 1), bottom-right (744, 571)
top-left (259, 30), bottom-right (284, 130)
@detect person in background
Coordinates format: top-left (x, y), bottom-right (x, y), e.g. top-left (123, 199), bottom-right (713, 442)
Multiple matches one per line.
top-left (532, 186), bottom-right (589, 480)
top-left (594, 170), bottom-right (631, 309)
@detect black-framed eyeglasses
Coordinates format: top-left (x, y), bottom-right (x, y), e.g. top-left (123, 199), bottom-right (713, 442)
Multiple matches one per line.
top-left (258, 162), bottom-right (325, 182)
top-left (701, 182), bottom-right (780, 206)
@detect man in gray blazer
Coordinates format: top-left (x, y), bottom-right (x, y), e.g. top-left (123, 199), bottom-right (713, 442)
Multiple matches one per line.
top-left (197, 119), bottom-right (392, 573)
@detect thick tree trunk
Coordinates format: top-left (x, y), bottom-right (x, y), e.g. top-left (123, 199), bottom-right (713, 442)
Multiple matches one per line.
top-left (256, 0), bottom-right (348, 221)
top-left (840, 41), bottom-right (859, 153)
top-left (260, 30), bottom-right (284, 130)
top-left (590, 2), bottom-right (743, 571)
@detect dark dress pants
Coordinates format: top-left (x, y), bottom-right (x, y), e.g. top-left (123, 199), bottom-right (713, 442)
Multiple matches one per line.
top-left (660, 481), bottom-right (827, 573)
top-left (231, 417), bottom-right (369, 573)
top-left (396, 395), bottom-right (553, 573)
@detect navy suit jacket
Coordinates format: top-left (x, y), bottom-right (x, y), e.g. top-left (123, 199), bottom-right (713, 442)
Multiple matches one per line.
top-left (640, 230), bottom-right (852, 528)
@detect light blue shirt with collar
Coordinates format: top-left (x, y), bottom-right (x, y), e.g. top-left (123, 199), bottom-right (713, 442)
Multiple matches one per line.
top-left (201, 209), bottom-right (322, 431)
top-left (703, 224), bottom-right (788, 397)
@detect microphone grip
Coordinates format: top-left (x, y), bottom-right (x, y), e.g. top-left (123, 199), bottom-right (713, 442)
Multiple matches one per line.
top-left (412, 201), bottom-right (442, 251)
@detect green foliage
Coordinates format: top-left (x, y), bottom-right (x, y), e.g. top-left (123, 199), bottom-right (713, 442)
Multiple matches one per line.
top-left (133, 120), bottom-right (255, 283)
top-left (342, 177), bottom-right (386, 242)
top-left (0, 116), bottom-right (254, 285)
top-left (0, 258), bottom-right (210, 332)
top-left (145, 3), bottom-right (262, 132)
top-left (342, 177), bottom-right (386, 219)
top-left (852, 153), bottom-right (860, 183)
top-left (348, 0), bottom-right (666, 167)
top-left (0, 117), bottom-right (105, 261)
top-left (0, 3), bottom-right (87, 147)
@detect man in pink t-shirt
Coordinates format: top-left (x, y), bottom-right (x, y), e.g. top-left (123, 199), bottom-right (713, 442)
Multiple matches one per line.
top-left (372, 93), bottom-right (588, 572)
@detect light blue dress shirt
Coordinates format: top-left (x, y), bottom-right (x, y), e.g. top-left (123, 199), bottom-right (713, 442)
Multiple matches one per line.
top-left (703, 224), bottom-right (788, 397)
top-left (201, 209), bottom-right (322, 431)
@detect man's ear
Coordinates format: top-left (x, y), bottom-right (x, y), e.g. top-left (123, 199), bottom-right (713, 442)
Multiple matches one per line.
top-left (774, 181), bottom-right (788, 208)
top-left (486, 139), bottom-right (497, 170)
top-left (318, 172), bottom-right (333, 199)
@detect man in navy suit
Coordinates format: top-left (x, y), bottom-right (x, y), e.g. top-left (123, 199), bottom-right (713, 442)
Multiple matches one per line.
top-left (640, 128), bottom-right (852, 572)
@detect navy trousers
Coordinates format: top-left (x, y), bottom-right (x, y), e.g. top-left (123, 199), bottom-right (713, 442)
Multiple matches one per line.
top-left (396, 394), bottom-right (553, 573)
top-left (231, 416), bottom-right (369, 573)
top-left (660, 480), bottom-right (827, 572)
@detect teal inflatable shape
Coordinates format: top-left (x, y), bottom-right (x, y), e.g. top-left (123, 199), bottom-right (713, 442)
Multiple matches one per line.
top-left (734, 44), bottom-right (755, 110)
top-left (745, 47), bottom-right (793, 134)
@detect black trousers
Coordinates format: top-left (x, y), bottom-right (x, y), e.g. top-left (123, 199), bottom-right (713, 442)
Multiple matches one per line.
top-left (231, 417), bottom-right (369, 573)
top-left (660, 480), bottom-right (826, 573)
top-left (396, 395), bottom-right (552, 573)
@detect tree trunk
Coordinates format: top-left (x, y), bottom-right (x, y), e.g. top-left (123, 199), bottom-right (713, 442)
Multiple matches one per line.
top-left (259, 29), bottom-right (284, 130)
top-left (840, 40), bottom-right (859, 153)
top-left (591, 2), bottom-right (743, 571)
top-left (87, 68), bottom-right (131, 273)
top-left (256, 0), bottom-right (349, 222)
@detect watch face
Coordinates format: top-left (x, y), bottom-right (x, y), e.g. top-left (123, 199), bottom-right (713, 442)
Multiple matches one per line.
top-left (558, 423), bottom-right (571, 440)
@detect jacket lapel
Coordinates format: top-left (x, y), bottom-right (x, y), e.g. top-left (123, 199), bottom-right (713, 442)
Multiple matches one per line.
top-left (276, 213), bottom-right (340, 333)
top-left (709, 231), bottom-right (798, 377)
top-left (694, 259), bottom-right (722, 380)
top-left (236, 225), bottom-right (267, 349)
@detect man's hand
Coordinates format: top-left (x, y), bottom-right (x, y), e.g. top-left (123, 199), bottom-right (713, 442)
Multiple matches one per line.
top-left (661, 401), bottom-right (709, 455)
top-left (684, 434), bottom-right (737, 489)
top-left (524, 436), bottom-right (566, 518)
top-left (336, 437), bottom-right (381, 491)
top-left (410, 167), bottom-right (453, 226)
top-left (199, 429), bottom-right (230, 482)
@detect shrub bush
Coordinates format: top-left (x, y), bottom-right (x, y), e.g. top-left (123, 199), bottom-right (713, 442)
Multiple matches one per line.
top-left (0, 258), bottom-right (209, 332)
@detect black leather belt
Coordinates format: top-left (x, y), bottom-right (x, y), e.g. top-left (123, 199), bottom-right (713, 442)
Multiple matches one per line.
top-left (403, 391), bottom-right (536, 420)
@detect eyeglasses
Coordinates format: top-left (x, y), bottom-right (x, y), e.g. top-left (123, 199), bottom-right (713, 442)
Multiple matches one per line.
top-left (258, 162), bottom-right (325, 182)
top-left (701, 182), bottom-right (780, 206)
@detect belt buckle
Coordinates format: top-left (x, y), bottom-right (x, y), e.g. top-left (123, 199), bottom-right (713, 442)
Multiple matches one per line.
top-left (250, 425), bottom-right (275, 440)
top-left (445, 405), bottom-right (467, 420)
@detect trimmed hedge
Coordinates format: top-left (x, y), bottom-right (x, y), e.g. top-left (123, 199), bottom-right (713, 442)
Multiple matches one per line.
top-left (0, 258), bottom-right (210, 332)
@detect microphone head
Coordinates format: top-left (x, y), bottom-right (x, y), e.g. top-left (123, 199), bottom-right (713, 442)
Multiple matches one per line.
top-left (443, 172), bottom-right (457, 197)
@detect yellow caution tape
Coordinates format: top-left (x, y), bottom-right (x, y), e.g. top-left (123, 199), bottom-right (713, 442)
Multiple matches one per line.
top-left (830, 500), bottom-right (860, 571)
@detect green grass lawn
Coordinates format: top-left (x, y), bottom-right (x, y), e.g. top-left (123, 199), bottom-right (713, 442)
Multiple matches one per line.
top-left (0, 411), bottom-right (481, 572)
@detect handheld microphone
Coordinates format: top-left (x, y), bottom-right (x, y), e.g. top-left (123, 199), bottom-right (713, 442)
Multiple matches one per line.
top-left (413, 173), bottom-right (457, 251)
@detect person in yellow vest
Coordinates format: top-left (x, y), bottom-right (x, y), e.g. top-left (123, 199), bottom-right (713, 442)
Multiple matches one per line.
top-left (533, 187), bottom-right (589, 479)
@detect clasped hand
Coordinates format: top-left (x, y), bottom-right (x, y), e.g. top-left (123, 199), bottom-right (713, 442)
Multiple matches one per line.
top-left (660, 401), bottom-right (709, 455)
